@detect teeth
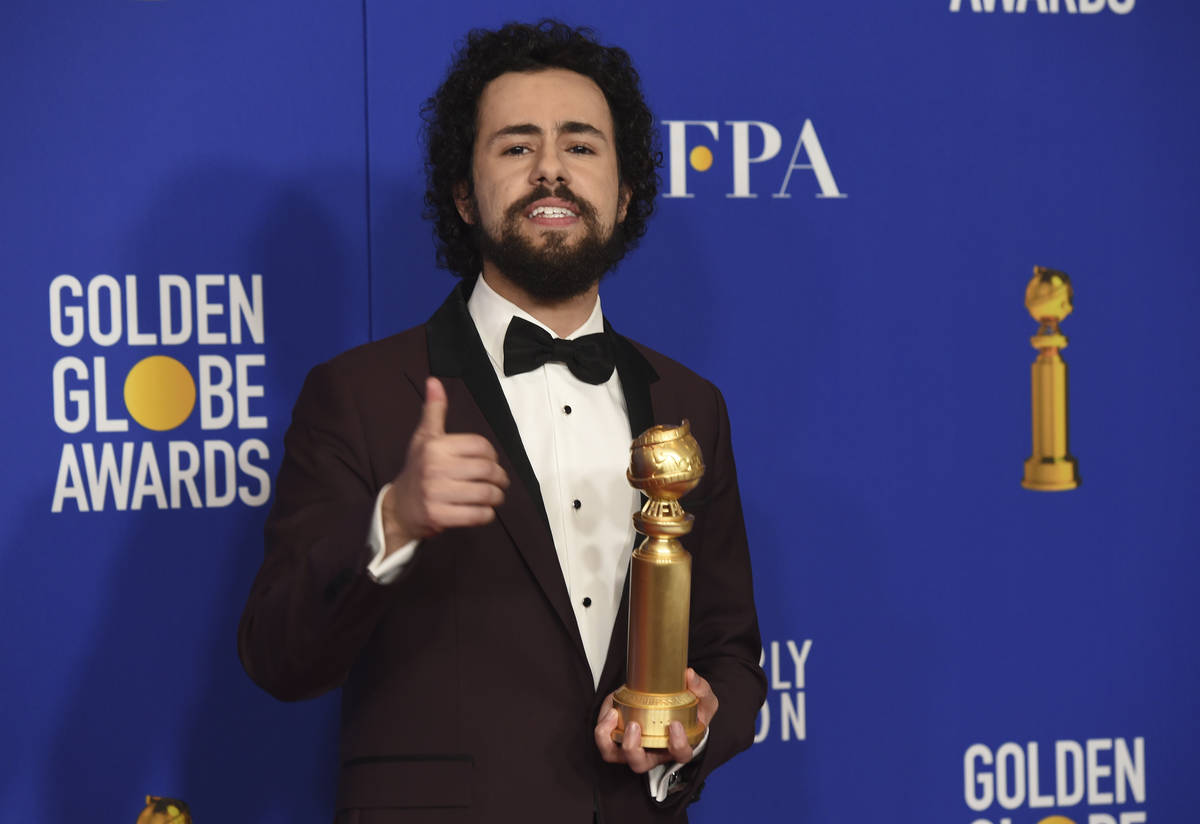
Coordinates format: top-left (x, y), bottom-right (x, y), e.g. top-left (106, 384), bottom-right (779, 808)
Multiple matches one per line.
top-left (529, 206), bottom-right (576, 218)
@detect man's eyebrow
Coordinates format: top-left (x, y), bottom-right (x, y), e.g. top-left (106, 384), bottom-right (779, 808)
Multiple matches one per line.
top-left (487, 121), bottom-right (609, 144)
top-left (558, 121), bottom-right (607, 140)
top-left (488, 123), bottom-right (543, 144)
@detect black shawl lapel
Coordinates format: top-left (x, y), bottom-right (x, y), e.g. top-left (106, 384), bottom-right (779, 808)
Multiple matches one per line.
top-left (605, 318), bottom-right (658, 440)
top-left (425, 281), bottom-right (585, 661)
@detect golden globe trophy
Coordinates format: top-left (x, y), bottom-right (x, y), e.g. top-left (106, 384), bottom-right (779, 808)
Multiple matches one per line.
top-left (611, 420), bottom-right (706, 749)
top-left (1022, 266), bottom-right (1080, 491)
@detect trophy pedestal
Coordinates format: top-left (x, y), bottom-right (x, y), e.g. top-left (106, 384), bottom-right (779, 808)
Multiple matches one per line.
top-left (1022, 456), bottom-right (1079, 491)
top-left (611, 686), bottom-right (704, 749)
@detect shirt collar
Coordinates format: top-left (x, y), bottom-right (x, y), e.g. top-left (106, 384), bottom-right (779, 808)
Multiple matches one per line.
top-left (467, 273), bottom-right (605, 371)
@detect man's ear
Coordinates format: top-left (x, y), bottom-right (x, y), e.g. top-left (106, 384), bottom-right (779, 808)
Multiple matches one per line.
top-left (453, 181), bottom-right (476, 224)
top-left (617, 183), bottom-right (632, 223)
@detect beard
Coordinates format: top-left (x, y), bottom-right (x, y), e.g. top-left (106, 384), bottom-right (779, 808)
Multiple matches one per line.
top-left (474, 184), bottom-right (626, 302)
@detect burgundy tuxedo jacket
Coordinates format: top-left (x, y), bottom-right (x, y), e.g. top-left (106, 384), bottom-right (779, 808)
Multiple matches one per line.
top-left (238, 281), bottom-right (765, 823)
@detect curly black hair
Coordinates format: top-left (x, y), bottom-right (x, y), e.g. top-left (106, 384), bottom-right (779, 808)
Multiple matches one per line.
top-left (421, 20), bottom-right (661, 278)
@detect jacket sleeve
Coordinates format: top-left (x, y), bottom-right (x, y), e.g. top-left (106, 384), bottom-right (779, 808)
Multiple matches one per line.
top-left (237, 360), bottom-right (414, 701)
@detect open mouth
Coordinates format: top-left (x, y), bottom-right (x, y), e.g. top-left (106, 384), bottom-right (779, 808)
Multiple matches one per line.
top-left (525, 198), bottom-right (580, 226)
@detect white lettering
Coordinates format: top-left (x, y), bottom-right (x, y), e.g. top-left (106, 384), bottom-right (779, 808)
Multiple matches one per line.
top-left (229, 274), bottom-right (265, 344)
top-left (1087, 738), bottom-right (1114, 804)
top-left (780, 691), bottom-right (805, 741)
top-left (92, 356), bottom-right (128, 433)
top-left (662, 120), bottom-right (720, 198)
top-left (199, 355), bottom-right (234, 429)
top-left (124, 275), bottom-right (157, 345)
top-left (51, 444), bottom-right (89, 512)
top-left (129, 442), bottom-right (167, 510)
top-left (775, 120), bottom-right (847, 199)
top-left (1057, 739), bottom-right (1085, 805)
top-left (52, 439), bottom-right (270, 512)
top-left (1114, 737), bottom-right (1145, 803)
top-left (237, 439), bottom-right (271, 506)
top-left (726, 120), bottom-right (782, 199)
top-left (204, 440), bottom-right (236, 507)
top-left (235, 354), bottom-right (268, 428)
top-left (159, 274), bottom-right (192, 345)
top-left (87, 275), bottom-right (122, 347)
top-left (964, 743), bottom-right (994, 811)
top-left (1027, 741), bottom-right (1054, 807)
top-left (82, 442), bottom-right (134, 511)
top-left (196, 274), bottom-right (227, 344)
top-left (950, 0), bottom-right (1129, 10)
top-left (1088, 814), bottom-right (1146, 824)
top-left (168, 441), bottom-right (203, 508)
top-left (788, 639), bottom-right (812, 688)
top-left (770, 641), bottom-right (790, 689)
top-left (50, 274), bottom-right (84, 346)
top-left (52, 357), bottom-right (90, 433)
top-left (995, 742), bottom-right (1025, 809)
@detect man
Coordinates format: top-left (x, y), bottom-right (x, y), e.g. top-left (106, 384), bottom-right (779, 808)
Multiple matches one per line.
top-left (238, 20), bottom-right (765, 822)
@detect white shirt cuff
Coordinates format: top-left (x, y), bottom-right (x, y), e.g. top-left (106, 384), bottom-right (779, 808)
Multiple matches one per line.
top-left (366, 482), bottom-right (418, 584)
top-left (646, 726), bottom-right (709, 802)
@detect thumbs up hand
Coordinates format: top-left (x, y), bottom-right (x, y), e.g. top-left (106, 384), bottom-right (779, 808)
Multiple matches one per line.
top-left (381, 377), bottom-right (510, 554)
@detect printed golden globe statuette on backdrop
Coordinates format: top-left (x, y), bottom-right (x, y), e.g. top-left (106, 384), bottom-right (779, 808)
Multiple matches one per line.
top-left (1023, 266), bottom-right (1080, 491)
top-left (611, 421), bottom-right (706, 749)
top-left (135, 796), bottom-right (192, 824)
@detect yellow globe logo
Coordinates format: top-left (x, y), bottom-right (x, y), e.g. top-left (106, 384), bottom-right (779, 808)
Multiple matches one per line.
top-left (124, 356), bottom-right (196, 431)
top-left (1036, 816), bottom-right (1077, 824)
top-left (689, 145), bottom-right (714, 172)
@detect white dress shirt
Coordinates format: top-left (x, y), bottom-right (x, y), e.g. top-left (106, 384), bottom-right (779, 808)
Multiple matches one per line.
top-left (364, 274), bottom-right (702, 800)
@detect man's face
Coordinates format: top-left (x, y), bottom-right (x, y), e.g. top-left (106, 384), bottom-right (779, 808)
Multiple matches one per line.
top-left (457, 68), bottom-right (630, 301)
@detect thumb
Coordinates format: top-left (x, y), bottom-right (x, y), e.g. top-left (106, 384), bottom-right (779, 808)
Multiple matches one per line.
top-left (418, 377), bottom-right (448, 436)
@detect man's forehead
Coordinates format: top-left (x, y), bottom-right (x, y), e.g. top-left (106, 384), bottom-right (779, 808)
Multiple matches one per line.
top-left (475, 68), bottom-right (614, 138)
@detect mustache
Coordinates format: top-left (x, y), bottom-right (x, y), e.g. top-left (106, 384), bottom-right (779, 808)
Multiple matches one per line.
top-left (505, 184), bottom-right (598, 223)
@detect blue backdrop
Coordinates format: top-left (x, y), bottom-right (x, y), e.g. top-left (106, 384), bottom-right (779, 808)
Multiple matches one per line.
top-left (3, 1), bottom-right (1196, 822)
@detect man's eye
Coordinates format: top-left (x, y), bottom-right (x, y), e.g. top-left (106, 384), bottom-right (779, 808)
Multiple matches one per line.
top-left (503, 145), bottom-right (530, 156)
top-left (568, 145), bottom-right (595, 154)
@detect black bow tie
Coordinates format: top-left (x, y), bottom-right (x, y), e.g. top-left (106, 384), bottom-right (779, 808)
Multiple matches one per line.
top-left (502, 316), bottom-right (615, 385)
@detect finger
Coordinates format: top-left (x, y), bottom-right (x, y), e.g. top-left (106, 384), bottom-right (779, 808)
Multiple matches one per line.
top-left (596, 693), bottom-right (617, 724)
top-left (666, 721), bottom-right (693, 764)
top-left (594, 707), bottom-right (621, 762)
top-left (686, 668), bottom-right (719, 724)
top-left (436, 457), bottom-right (510, 488)
top-left (418, 377), bottom-right (448, 436)
top-left (437, 433), bottom-right (501, 462)
top-left (621, 722), bottom-right (646, 771)
top-left (426, 479), bottom-right (506, 508)
top-left (622, 723), bottom-right (669, 774)
top-left (427, 503), bottom-right (498, 530)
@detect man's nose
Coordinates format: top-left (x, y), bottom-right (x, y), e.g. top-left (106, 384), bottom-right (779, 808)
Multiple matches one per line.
top-left (531, 146), bottom-right (569, 187)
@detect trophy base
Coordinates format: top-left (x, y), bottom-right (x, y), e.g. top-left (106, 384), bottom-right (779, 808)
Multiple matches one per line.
top-left (1022, 456), bottom-right (1079, 491)
top-left (610, 685), bottom-right (705, 749)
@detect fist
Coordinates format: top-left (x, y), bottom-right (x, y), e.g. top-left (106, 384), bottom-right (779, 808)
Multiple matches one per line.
top-left (381, 377), bottom-right (510, 552)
